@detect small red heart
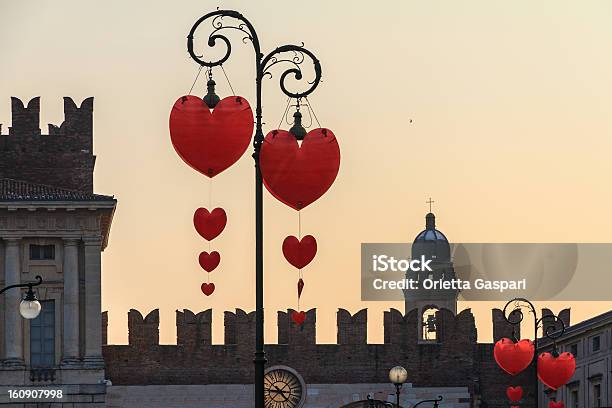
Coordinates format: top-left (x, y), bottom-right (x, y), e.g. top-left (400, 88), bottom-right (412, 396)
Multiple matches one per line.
top-left (297, 278), bottom-right (304, 299)
top-left (194, 207), bottom-right (227, 241)
top-left (170, 95), bottom-right (254, 178)
top-left (506, 386), bottom-right (523, 402)
top-left (538, 352), bottom-right (576, 390)
top-left (494, 338), bottom-right (534, 376)
top-left (260, 128), bottom-right (340, 210)
top-left (201, 282), bottom-right (215, 296)
top-left (291, 310), bottom-right (306, 326)
top-left (199, 251), bottom-right (220, 272)
top-left (282, 235), bottom-right (317, 269)
top-left (549, 401), bottom-right (565, 408)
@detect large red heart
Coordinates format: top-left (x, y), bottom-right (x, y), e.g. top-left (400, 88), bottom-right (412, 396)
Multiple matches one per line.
top-left (201, 282), bottom-right (215, 296)
top-left (291, 310), bottom-right (306, 326)
top-left (494, 338), bottom-right (534, 376)
top-left (549, 402), bottom-right (565, 408)
top-left (260, 128), bottom-right (340, 210)
top-left (199, 251), bottom-right (220, 272)
top-left (506, 386), bottom-right (523, 402)
top-left (282, 235), bottom-right (317, 269)
top-left (193, 208), bottom-right (227, 241)
top-left (538, 352), bottom-right (576, 390)
top-left (170, 95), bottom-right (253, 177)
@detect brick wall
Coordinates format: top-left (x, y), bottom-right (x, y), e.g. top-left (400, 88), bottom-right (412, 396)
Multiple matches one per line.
top-left (0, 97), bottom-right (95, 192)
top-left (101, 307), bottom-right (572, 407)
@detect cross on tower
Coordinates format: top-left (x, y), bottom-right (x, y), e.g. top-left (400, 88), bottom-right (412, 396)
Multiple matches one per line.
top-left (426, 197), bottom-right (435, 213)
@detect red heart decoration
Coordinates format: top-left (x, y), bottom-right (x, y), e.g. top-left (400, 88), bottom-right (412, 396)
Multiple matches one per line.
top-left (193, 208), bottom-right (227, 241)
top-left (506, 386), bottom-right (523, 402)
top-left (260, 128), bottom-right (340, 210)
top-left (494, 338), bottom-right (534, 376)
top-left (291, 310), bottom-right (306, 326)
top-left (549, 402), bottom-right (565, 408)
top-left (199, 251), bottom-right (220, 272)
top-left (297, 278), bottom-right (304, 298)
top-left (538, 352), bottom-right (576, 390)
top-left (201, 282), bottom-right (215, 296)
top-left (282, 235), bottom-right (317, 269)
top-left (170, 95), bottom-right (254, 177)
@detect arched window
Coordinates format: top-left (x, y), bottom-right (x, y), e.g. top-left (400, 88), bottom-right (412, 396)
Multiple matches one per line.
top-left (421, 306), bottom-right (439, 341)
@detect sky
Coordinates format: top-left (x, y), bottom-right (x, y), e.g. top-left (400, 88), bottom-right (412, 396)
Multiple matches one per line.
top-left (1, 0), bottom-right (612, 345)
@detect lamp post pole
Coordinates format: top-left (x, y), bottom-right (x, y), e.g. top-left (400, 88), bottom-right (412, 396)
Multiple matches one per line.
top-left (187, 10), bottom-right (322, 408)
top-left (502, 298), bottom-right (567, 408)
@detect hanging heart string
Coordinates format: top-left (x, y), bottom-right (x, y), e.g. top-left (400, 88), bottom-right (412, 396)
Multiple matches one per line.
top-left (170, 67), bottom-right (253, 297)
top-left (264, 97), bottom-right (337, 326)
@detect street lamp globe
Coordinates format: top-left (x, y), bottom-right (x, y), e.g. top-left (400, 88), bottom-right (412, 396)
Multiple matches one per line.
top-left (19, 288), bottom-right (41, 320)
top-left (389, 366), bottom-right (408, 385)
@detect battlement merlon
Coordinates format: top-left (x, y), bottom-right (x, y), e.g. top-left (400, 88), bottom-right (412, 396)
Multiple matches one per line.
top-left (5, 97), bottom-right (93, 141)
top-left (0, 97), bottom-right (96, 192)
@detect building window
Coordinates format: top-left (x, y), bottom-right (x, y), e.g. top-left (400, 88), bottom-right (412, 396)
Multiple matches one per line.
top-left (592, 336), bottom-right (601, 352)
top-left (30, 300), bottom-right (55, 367)
top-left (29, 244), bottom-right (55, 261)
top-left (570, 343), bottom-right (578, 357)
top-left (569, 387), bottom-right (579, 408)
top-left (591, 382), bottom-right (601, 408)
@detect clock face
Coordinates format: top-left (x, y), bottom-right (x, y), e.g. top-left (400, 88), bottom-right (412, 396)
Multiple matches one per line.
top-left (264, 366), bottom-right (305, 408)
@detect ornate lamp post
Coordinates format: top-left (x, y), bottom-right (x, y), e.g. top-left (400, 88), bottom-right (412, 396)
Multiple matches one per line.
top-left (502, 297), bottom-right (567, 408)
top-left (0, 275), bottom-right (43, 320)
top-left (185, 10), bottom-right (322, 408)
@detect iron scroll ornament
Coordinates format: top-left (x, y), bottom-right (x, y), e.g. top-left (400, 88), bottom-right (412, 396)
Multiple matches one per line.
top-left (365, 394), bottom-right (444, 408)
top-left (0, 275), bottom-right (43, 296)
top-left (502, 297), bottom-right (566, 348)
top-left (187, 10), bottom-right (322, 100)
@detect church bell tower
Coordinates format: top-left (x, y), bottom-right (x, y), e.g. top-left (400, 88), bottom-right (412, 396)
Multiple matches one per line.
top-left (404, 211), bottom-right (459, 340)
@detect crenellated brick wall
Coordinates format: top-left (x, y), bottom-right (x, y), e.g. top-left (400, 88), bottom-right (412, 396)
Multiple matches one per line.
top-left (102, 306), bottom-right (570, 408)
top-left (0, 97), bottom-right (96, 192)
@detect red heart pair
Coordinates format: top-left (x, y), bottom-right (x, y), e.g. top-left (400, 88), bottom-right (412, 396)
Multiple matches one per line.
top-left (194, 208), bottom-right (227, 241)
top-left (538, 352), bottom-right (576, 390)
top-left (291, 310), bottom-right (306, 326)
top-left (169, 95), bottom-right (254, 177)
top-left (282, 235), bottom-right (317, 269)
top-left (260, 128), bottom-right (340, 211)
top-left (494, 338), bottom-right (534, 375)
top-left (506, 386), bottom-right (523, 402)
top-left (549, 401), bottom-right (565, 408)
top-left (201, 282), bottom-right (215, 296)
top-left (199, 251), bottom-right (220, 272)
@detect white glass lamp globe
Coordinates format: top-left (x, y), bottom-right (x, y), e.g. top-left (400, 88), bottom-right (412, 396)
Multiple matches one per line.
top-left (389, 366), bottom-right (408, 385)
top-left (19, 292), bottom-right (41, 320)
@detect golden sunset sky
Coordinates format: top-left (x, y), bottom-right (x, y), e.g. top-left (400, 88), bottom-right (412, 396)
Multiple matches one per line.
top-left (1, 0), bottom-right (611, 345)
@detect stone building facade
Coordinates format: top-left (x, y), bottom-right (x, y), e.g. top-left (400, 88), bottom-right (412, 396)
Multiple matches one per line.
top-left (0, 97), bottom-right (116, 406)
top-left (538, 310), bottom-right (612, 408)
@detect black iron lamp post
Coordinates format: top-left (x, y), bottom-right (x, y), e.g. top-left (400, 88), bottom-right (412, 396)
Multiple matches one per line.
top-left (186, 10), bottom-right (322, 408)
top-left (502, 297), bottom-right (567, 408)
top-left (0, 275), bottom-right (43, 320)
